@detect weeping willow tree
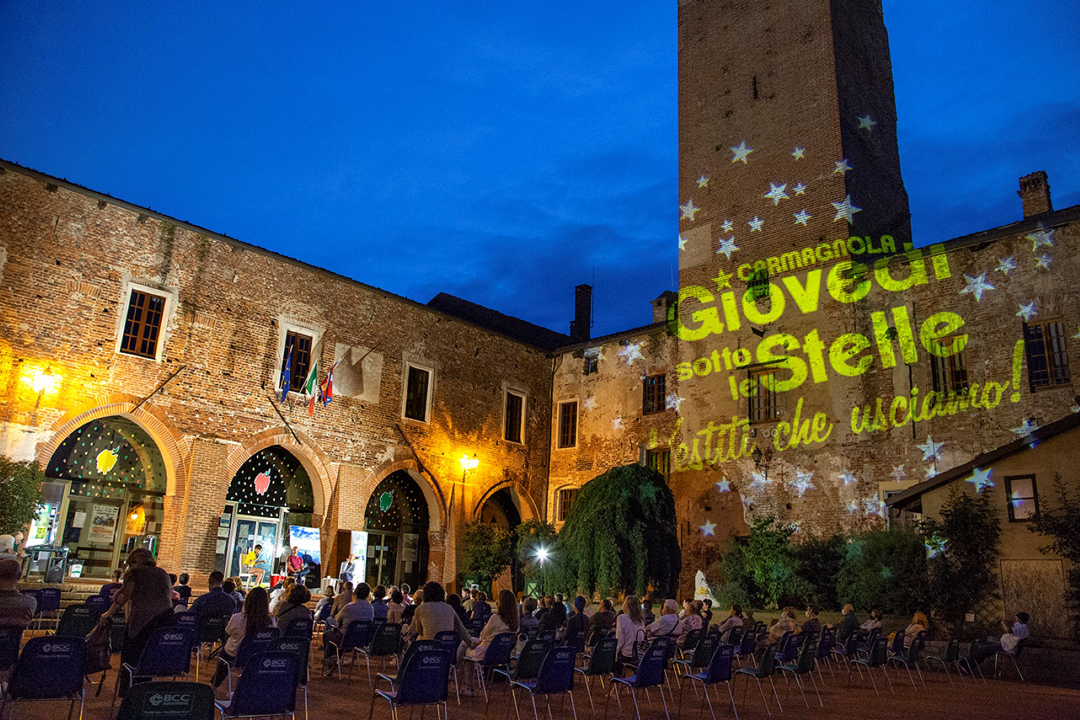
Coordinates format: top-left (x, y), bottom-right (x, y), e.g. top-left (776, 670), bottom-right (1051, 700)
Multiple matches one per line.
top-left (553, 463), bottom-right (680, 597)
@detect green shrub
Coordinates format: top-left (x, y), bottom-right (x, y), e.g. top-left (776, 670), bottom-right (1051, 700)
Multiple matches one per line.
top-left (835, 528), bottom-right (928, 615)
top-left (461, 522), bottom-right (512, 588)
top-left (796, 534), bottom-right (846, 610)
top-left (0, 457), bottom-right (43, 535)
top-left (711, 516), bottom-right (809, 609)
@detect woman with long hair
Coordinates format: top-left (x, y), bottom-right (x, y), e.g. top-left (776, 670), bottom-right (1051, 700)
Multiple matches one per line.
top-left (458, 589), bottom-right (518, 696)
top-left (275, 583), bottom-right (312, 630)
top-left (99, 547), bottom-right (175, 695)
top-left (615, 595), bottom-right (645, 670)
top-left (212, 586), bottom-right (276, 687)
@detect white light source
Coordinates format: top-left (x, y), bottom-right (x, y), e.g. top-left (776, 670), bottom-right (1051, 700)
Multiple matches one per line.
top-left (535, 546), bottom-right (549, 564)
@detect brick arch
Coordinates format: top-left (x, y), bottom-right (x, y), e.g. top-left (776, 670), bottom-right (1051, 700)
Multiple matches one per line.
top-left (358, 456), bottom-right (447, 533)
top-left (221, 428), bottom-right (334, 518)
top-left (472, 479), bottom-right (541, 524)
top-left (35, 394), bottom-right (189, 497)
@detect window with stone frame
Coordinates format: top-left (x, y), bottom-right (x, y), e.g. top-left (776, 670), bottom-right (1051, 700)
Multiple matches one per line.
top-left (504, 389), bottom-right (525, 444)
top-left (557, 401), bottom-right (578, 449)
top-left (645, 448), bottom-right (671, 479)
top-left (557, 487), bottom-right (578, 522)
top-left (1024, 319), bottom-right (1071, 390)
top-left (642, 374), bottom-right (666, 415)
top-left (403, 363), bottom-right (432, 422)
top-left (930, 335), bottom-right (969, 395)
top-left (280, 331), bottom-right (313, 394)
top-left (120, 289), bottom-right (167, 359)
top-left (748, 368), bottom-right (778, 424)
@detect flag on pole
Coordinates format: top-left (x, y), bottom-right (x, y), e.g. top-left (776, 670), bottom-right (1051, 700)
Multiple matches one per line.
top-left (279, 342), bottom-right (293, 403)
top-left (323, 363), bottom-right (334, 406)
top-left (302, 360), bottom-right (319, 417)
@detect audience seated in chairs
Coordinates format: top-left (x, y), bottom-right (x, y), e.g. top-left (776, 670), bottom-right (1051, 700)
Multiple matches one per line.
top-left (210, 586), bottom-right (275, 688)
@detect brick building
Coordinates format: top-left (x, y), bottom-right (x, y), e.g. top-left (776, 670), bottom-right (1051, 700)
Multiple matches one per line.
top-left (1, 0), bottom-right (1077, 618)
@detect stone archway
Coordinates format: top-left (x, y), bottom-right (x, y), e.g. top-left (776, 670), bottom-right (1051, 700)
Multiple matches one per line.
top-left (223, 428), bottom-right (333, 519)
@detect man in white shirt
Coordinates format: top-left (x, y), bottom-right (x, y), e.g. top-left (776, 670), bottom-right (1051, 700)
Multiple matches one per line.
top-left (973, 611), bottom-right (1030, 664)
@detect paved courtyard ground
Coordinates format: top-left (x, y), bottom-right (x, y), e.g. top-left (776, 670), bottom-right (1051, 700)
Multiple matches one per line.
top-left (7, 649), bottom-right (1079, 720)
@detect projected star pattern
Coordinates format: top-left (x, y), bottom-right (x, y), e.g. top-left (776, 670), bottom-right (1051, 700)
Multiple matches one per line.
top-left (227, 447), bottom-right (314, 519)
top-left (48, 418), bottom-right (167, 494)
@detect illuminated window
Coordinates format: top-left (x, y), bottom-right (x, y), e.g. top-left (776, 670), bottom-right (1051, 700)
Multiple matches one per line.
top-left (120, 289), bottom-right (166, 359)
top-left (1024, 320), bottom-right (1070, 390)
top-left (1005, 475), bottom-right (1038, 521)
top-left (643, 374), bottom-right (666, 415)
top-left (930, 336), bottom-right (969, 395)
top-left (557, 487), bottom-right (578, 522)
top-left (280, 331), bottom-right (313, 394)
top-left (403, 364), bottom-right (432, 422)
top-left (583, 353), bottom-right (599, 375)
top-left (557, 401), bottom-right (577, 449)
top-left (748, 268), bottom-right (770, 301)
top-left (645, 448), bottom-right (671, 479)
top-left (504, 389), bottom-right (525, 444)
top-left (748, 369), bottom-right (778, 424)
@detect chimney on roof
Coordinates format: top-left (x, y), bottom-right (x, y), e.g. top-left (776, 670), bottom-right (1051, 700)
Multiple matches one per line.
top-left (1018, 171), bottom-right (1053, 218)
top-left (651, 291), bottom-right (677, 324)
top-left (570, 284), bottom-right (592, 343)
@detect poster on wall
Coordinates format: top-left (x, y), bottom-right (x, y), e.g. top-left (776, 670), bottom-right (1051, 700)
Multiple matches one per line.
top-left (289, 526), bottom-right (321, 565)
top-left (402, 533), bottom-right (419, 563)
top-left (348, 530), bottom-right (368, 582)
top-left (88, 505), bottom-right (119, 542)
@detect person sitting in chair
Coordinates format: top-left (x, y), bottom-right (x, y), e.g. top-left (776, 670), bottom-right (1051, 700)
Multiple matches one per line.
top-left (242, 544), bottom-right (267, 587)
top-left (973, 612), bottom-right (1030, 664)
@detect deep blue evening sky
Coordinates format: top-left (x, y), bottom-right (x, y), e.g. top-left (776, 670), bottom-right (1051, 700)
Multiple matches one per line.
top-left (2, 2), bottom-right (1078, 337)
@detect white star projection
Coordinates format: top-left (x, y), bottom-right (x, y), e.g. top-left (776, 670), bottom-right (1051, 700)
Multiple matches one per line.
top-left (1011, 419), bottom-right (1040, 437)
top-left (699, 520), bottom-right (717, 536)
top-left (891, 465), bottom-right (907, 481)
top-left (582, 396), bottom-right (597, 411)
top-left (857, 115), bottom-right (877, 132)
top-left (1026, 226), bottom-right (1055, 251)
top-left (716, 236), bottom-right (739, 260)
top-left (834, 159), bottom-right (853, 175)
top-left (1036, 253), bottom-right (1052, 270)
top-left (665, 393), bottom-right (684, 412)
top-left (618, 341), bottom-right (644, 365)
top-left (917, 436), bottom-right (945, 462)
top-left (764, 182), bottom-right (790, 206)
top-left (793, 182), bottom-right (807, 195)
top-left (864, 497), bottom-right (886, 518)
top-left (846, 500), bottom-right (860, 514)
top-left (960, 272), bottom-right (995, 302)
top-left (678, 235), bottom-right (687, 251)
top-left (996, 256), bottom-right (1017, 275)
top-left (791, 470), bottom-right (815, 497)
top-left (747, 471), bottom-right (770, 492)
top-left (611, 416), bottom-right (624, 430)
top-left (680, 200), bottom-right (700, 221)
top-left (832, 195), bottom-right (862, 224)
top-left (794, 209), bottom-right (812, 226)
top-left (730, 141), bottom-right (754, 164)
top-left (967, 468), bottom-right (994, 492)
top-left (748, 216), bottom-right (764, 232)
top-left (925, 465), bottom-right (937, 479)
top-left (838, 470), bottom-right (858, 487)
top-left (1016, 302), bottom-right (1038, 322)
top-left (792, 147), bottom-right (805, 160)
top-left (716, 478), bottom-right (732, 493)
top-left (721, 219), bottom-right (734, 233)
top-left (697, 175), bottom-right (710, 188)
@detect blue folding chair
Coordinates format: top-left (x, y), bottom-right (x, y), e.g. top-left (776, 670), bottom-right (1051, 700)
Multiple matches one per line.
top-left (434, 630), bottom-right (463, 704)
top-left (358, 622), bottom-right (402, 688)
top-left (173, 612), bottom-right (203, 679)
top-left (114, 627), bottom-right (195, 709)
top-left (473, 631), bottom-right (517, 703)
top-left (84, 594), bottom-right (111, 614)
top-left (115, 681), bottom-right (215, 720)
top-left (888, 630), bottom-right (928, 690)
top-left (54, 603), bottom-right (101, 637)
top-left (268, 636), bottom-right (311, 720)
top-left (34, 587), bottom-right (62, 633)
top-left (672, 634), bottom-right (717, 690)
top-left (680, 644), bottom-right (738, 720)
top-left (848, 636), bottom-right (893, 696)
top-left (0, 636), bottom-right (85, 719)
top-left (216, 650), bottom-right (300, 720)
top-left (493, 637), bottom-right (551, 714)
top-left (283, 617), bottom-right (314, 639)
top-left (734, 641), bottom-right (782, 717)
top-left (575, 636), bottom-right (617, 712)
top-left (222, 627), bottom-right (280, 697)
top-left (607, 644), bottom-right (669, 720)
top-left (375, 639), bottom-right (437, 694)
top-left (777, 633), bottom-right (822, 709)
top-left (326, 620), bottom-right (371, 680)
top-left (508, 645), bottom-right (578, 720)
top-left (367, 647), bottom-right (450, 720)
top-left (734, 628), bottom-right (757, 667)
top-left (0, 627), bottom-right (23, 672)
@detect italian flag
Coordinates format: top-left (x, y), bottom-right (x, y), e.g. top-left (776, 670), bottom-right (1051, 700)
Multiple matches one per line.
top-left (303, 360), bottom-right (319, 417)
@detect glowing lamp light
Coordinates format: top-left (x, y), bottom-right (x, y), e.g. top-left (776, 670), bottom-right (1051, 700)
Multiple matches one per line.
top-left (129, 512), bottom-right (139, 521)
top-left (29, 367), bottom-right (59, 394)
top-left (535, 546), bottom-right (550, 564)
top-left (459, 455), bottom-right (479, 472)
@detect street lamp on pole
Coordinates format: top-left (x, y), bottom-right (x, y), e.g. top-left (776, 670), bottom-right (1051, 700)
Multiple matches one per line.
top-left (535, 546), bottom-right (549, 596)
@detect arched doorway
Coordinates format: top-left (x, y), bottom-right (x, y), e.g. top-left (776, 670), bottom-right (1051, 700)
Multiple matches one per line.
top-left (362, 470), bottom-right (430, 591)
top-left (219, 446), bottom-right (315, 585)
top-left (42, 416), bottom-right (168, 579)
top-left (477, 488), bottom-right (524, 596)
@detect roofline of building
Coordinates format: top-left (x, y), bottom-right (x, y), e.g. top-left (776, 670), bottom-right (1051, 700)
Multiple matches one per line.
top-left (886, 410), bottom-right (1080, 510)
top-left (0, 158), bottom-right (566, 354)
top-left (552, 321), bottom-right (671, 355)
top-left (930, 203), bottom-right (1080, 255)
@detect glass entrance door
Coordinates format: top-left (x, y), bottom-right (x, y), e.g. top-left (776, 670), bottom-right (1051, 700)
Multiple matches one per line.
top-left (228, 517), bottom-right (280, 582)
top-left (364, 532), bottom-right (399, 589)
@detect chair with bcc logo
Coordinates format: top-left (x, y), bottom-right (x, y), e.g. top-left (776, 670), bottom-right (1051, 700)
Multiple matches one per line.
top-left (268, 636), bottom-right (311, 720)
top-left (115, 681), bottom-right (215, 720)
top-left (112, 627), bottom-right (195, 710)
top-left (366, 647), bottom-right (450, 720)
top-left (0, 636), bottom-right (86, 720)
top-left (216, 650), bottom-right (301, 720)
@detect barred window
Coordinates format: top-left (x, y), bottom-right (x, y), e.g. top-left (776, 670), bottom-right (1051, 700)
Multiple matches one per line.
top-left (1024, 320), bottom-right (1070, 389)
top-left (930, 336), bottom-right (969, 395)
top-left (120, 289), bottom-right (166, 359)
top-left (557, 488), bottom-right (578, 522)
top-left (748, 268), bottom-right (770, 301)
top-left (281, 331), bottom-right (313, 394)
top-left (748, 369), bottom-right (778, 423)
top-left (557, 401), bottom-right (577, 448)
top-left (645, 448), bottom-right (671, 479)
top-left (643, 374), bottom-right (666, 415)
